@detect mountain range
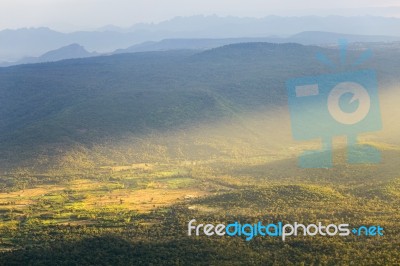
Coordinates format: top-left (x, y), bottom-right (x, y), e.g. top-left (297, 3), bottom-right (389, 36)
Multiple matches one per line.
top-left (1, 42), bottom-right (399, 170)
top-left (114, 32), bottom-right (400, 54)
top-left (1, 15), bottom-right (400, 62)
top-left (2, 31), bottom-right (400, 67)
top-left (0, 44), bottom-right (97, 67)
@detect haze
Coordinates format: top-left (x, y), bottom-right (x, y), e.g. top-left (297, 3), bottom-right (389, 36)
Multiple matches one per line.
top-left (1, 0), bottom-right (400, 31)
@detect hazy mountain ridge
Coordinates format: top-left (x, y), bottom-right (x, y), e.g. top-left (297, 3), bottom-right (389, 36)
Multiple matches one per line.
top-left (126, 15), bottom-right (400, 37)
top-left (2, 31), bottom-right (400, 67)
top-left (2, 15), bottom-right (400, 62)
top-left (115, 32), bottom-right (400, 55)
top-left (0, 44), bottom-right (97, 67)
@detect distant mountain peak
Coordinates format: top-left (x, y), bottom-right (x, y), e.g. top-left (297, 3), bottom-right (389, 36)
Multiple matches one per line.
top-left (41, 43), bottom-right (88, 57)
top-left (35, 43), bottom-right (96, 63)
top-left (1, 43), bottom-right (96, 67)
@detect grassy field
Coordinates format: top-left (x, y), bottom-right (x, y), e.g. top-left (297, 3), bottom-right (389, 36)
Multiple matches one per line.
top-left (0, 141), bottom-right (398, 265)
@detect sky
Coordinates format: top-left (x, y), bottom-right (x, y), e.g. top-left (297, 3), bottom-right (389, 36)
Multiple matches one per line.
top-left (0, 0), bottom-right (400, 31)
